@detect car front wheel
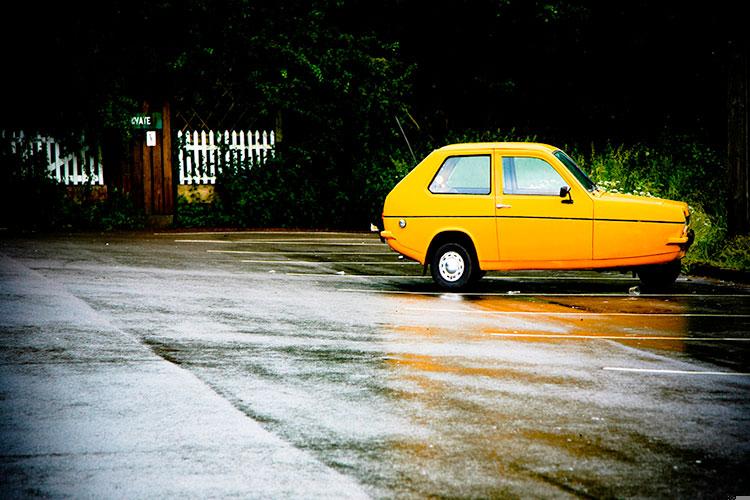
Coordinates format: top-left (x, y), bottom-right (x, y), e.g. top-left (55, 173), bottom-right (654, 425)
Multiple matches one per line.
top-left (431, 242), bottom-right (475, 290)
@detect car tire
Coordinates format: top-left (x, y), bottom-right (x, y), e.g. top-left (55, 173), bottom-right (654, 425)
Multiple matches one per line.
top-left (638, 260), bottom-right (681, 290)
top-left (470, 270), bottom-right (486, 284)
top-left (431, 242), bottom-right (475, 290)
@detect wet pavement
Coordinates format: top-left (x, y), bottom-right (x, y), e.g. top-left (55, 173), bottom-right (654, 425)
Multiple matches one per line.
top-left (1, 230), bottom-right (749, 498)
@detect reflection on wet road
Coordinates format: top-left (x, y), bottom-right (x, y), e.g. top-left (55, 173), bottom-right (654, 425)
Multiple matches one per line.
top-left (1, 230), bottom-right (748, 498)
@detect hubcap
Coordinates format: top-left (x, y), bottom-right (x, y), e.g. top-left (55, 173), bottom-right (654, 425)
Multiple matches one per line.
top-left (438, 251), bottom-right (465, 282)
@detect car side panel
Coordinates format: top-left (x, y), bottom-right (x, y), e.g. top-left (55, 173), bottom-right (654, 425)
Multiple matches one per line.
top-left (382, 148), bottom-right (498, 265)
top-left (494, 150), bottom-right (594, 263)
top-left (593, 221), bottom-right (684, 261)
top-left (593, 194), bottom-right (687, 261)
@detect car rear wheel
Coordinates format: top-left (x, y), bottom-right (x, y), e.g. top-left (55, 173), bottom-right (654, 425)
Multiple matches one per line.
top-left (431, 242), bottom-right (475, 290)
top-left (638, 260), bottom-right (681, 290)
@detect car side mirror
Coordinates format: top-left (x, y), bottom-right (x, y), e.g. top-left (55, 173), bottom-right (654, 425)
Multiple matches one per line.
top-left (559, 186), bottom-right (573, 204)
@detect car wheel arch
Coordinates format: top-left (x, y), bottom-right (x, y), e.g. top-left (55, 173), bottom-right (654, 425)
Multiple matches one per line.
top-left (426, 231), bottom-right (480, 270)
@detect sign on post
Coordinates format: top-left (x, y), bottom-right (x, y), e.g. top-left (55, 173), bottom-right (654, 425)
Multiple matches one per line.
top-left (130, 112), bottom-right (163, 130)
top-left (146, 131), bottom-right (156, 147)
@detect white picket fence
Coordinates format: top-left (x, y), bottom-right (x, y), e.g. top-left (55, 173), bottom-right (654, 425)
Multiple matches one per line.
top-left (3, 129), bottom-right (276, 187)
top-left (1, 130), bottom-right (104, 185)
top-left (177, 129), bottom-right (275, 185)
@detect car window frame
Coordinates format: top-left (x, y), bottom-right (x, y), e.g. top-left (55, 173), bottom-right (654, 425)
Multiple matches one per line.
top-left (499, 154), bottom-right (569, 197)
top-left (553, 149), bottom-right (596, 192)
top-left (428, 154), bottom-right (493, 196)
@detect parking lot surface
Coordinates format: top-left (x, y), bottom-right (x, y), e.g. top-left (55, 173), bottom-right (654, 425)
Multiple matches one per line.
top-left (1, 230), bottom-right (749, 498)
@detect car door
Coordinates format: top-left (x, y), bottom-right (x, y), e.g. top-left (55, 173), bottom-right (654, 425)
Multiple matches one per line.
top-left (494, 150), bottom-right (593, 265)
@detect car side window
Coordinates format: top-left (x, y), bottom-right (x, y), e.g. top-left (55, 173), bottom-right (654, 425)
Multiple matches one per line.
top-left (429, 155), bottom-right (491, 195)
top-left (502, 157), bottom-right (567, 195)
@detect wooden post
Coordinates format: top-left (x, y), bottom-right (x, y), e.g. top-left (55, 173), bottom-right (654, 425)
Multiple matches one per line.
top-left (102, 100), bottom-right (174, 226)
top-left (129, 100), bottom-right (174, 226)
top-left (162, 101), bottom-right (174, 216)
top-left (132, 133), bottom-right (144, 211)
top-left (142, 101), bottom-right (153, 217)
top-left (728, 38), bottom-right (749, 236)
top-left (153, 131), bottom-right (164, 214)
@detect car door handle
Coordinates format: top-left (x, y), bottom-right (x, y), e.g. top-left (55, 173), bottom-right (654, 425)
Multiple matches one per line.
top-left (496, 204), bottom-right (512, 209)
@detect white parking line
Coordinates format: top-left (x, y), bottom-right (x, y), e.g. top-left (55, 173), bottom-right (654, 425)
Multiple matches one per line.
top-left (208, 250), bottom-right (393, 255)
top-left (403, 306), bottom-right (750, 318)
top-left (158, 230), bottom-right (362, 236)
top-left (336, 288), bottom-right (750, 298)
top-left (603, 367), bottom-right (750, 376)
top-left (174, 238), bottom-right (387, 244)
top-left (240, 260), bottom-right (419, 265)
top-left (282, 273), bottom-right (645, 281)
top-left (490, 333), bottom-right (749, 341)
top-left (176, 239), bottom-right (383, 246)
top-left (231, 238), bottom-right (380, 243)
top-left (176, 239), bottom-right (238, 244)
top-left (483, 276), bottom-right (640, 281)
top-left (286, 273), bottom-right (431, 278)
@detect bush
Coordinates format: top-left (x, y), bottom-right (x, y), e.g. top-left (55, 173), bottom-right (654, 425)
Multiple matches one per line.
top-left (569, 139), bottom-right (726, 220)
top-left (1, 135), bottom-right (69, 230)
top-left (0, 135), bottom-right (145, 231)
top-left (715, 235), bottom-right (750, 270)
top-left (175, 187), bottom-right (231, 228)
top-left (215, 150), bottom-right (320, 227)
top-left (79, 187), bottom-right (146, 231)
top-left (175, 142), bottom-right (417, 230)
top-left (564, 139), bottom-right (746, 271)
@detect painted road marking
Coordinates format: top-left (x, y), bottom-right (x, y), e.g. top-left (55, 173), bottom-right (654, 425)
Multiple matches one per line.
top-left (603, 367), bottom-right (750, 376)
top-left (158, 230), bottom-right (362, 236)
top-left (490, 333), bottom-right (749, 341)
top-left (174, 238), bottom-right (378, 244)
top-left (208, 250), bottom-right (393, 255)
top-left (287, 273), bottom-right (431, 278)
top-left (177, 239), bottom-right (245, 244)
top-left (234, 238), bottom-right (378, 243)
top-left (176, 239), bottom-right (384, 246)
top-left (336, 288), bottom-right (750, 298)
top-left (404, 306), bottom-right (750, 318)
top-left (283, 273), bottom-right (643, 281)
top-left (241, 260), bottom-right (420, 265)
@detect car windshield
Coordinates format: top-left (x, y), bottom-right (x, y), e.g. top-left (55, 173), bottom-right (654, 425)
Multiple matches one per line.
top-left (553, 150), bottom-right (597, 192)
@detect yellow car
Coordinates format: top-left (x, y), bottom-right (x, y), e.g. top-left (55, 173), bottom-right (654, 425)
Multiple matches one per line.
top-left (380, 142), bottom-right (693, 290)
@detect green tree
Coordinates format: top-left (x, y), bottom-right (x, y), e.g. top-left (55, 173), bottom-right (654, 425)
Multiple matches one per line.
top-left (3, 0), bottom-right (414, 228)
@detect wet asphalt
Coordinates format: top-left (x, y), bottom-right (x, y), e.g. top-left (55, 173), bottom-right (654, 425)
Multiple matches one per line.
top-left (1, 230), bottom-right (749, 498)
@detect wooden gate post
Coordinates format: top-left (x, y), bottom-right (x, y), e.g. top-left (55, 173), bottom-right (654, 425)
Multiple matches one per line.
top-left (131, 100), bottom-right (174, 227)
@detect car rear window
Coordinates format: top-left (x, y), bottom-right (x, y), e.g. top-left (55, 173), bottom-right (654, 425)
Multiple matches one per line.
top-left (429, 155), bottom-right (491, 195)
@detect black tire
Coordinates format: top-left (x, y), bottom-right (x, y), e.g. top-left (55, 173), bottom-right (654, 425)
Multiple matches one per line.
top-left (470, 270), bottom-right (486, 284)
top-left (638, 260), bottom-right (681, 290)
top-left (431, 242), bottom-right (475, 290)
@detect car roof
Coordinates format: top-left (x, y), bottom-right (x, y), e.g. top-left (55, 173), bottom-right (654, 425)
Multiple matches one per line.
top-left (438, 142), bottom-right (558, 152)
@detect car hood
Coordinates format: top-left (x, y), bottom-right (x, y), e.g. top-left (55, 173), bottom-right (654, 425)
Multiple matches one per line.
top-left (593, 191), bottom-right (689, 223)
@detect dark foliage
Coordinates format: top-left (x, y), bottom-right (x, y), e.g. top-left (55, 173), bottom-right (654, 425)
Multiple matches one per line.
top-left (0, 0), bottom-right (744, 247)
top-left (0, 137), bottom-right (145, 232)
